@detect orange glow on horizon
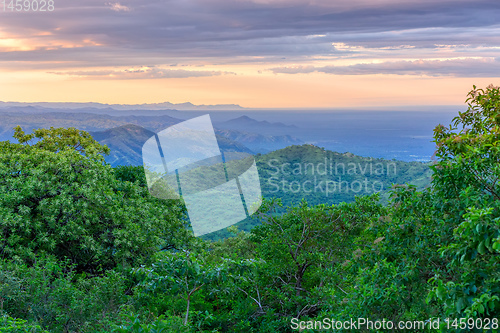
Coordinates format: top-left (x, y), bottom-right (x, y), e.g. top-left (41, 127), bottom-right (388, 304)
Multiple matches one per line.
top-left (0, 69), bottom-right (495, 108)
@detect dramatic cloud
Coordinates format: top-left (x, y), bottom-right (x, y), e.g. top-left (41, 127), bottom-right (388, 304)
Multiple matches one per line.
top-left (0, 0), bottom-right (499, 77)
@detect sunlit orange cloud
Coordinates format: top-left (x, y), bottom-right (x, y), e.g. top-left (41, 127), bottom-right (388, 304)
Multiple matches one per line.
top-left (0, 30), bottom-right (102, 52)
top-left (0, 31), bottom-right (38, 51)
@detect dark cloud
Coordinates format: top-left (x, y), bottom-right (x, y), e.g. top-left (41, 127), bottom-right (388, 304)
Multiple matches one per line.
top-left (1, 0), bottom-right (500, 75)
top-left (270, 58), bottom-right (500, 77)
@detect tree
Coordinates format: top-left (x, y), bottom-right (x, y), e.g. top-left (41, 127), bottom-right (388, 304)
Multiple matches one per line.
top-left (249, 195), bottom-right (383, 319)
top-left (428, 85), bottom-right (500, 319)
top-left (0, 127), bottom-right (191, 273)
top-left (433, 84), bottom-right (500, 199)
top-left (11, 126), bottom-right (110, 156)
top-left (133, 251), bottom-right (228, 326)
top-left (113, 165), bottom-right (147, 188)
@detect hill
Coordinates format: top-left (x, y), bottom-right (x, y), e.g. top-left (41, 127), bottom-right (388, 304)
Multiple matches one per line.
top-left (217, 115), bottom-right (298, 135)
top-left (90, 124), bottom-right (254, 166)
top-left (198, 144), bottom-right (432, 240)
top-left (89, 125), bottom-right (156, 166)
top-left (0, 111), bottom-right (297, 156)
top-left (255, 144), bottom-right (431, 205)
top-left (215, 128), bottom-right (303, 153)
top-left (0, 111), bottom-right (182, 141)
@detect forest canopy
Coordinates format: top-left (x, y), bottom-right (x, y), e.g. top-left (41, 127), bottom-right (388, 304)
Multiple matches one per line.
top-left (0, 86), bottom-right (499, 332)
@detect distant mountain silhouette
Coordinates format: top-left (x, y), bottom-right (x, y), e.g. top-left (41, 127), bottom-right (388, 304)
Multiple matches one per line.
top-left (221, 115), bottom-right (297, 130)
top-left (0, 109), bottom-right (300, 158)
top-left (89, 124), bottom-right (253, 166)
top-left (0, 101), bottom-right (244, 111)
top-left (215, 128), bottom-right (303, 153)
top-left (0, 110), bottom-right (183, 141)
top-left (90, 124), bottom-right (156, 166)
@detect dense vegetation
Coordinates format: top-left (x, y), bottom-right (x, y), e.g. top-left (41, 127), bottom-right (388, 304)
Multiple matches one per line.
top-left (206, 145), bottom-right (431, 240)
top-left (0, 86), bottom-right (499, 332)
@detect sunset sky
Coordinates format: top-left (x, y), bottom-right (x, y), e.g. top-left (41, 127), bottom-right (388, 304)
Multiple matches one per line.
top-left (1, 0), bottom-right (500, 108)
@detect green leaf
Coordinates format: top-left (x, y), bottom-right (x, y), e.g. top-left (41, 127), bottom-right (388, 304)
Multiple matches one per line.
top-left (436, 285), bottom-right (446, 300)
top-left (478, 241), bottom-right (486, 255)
top-left (456, 298), bottom-right (465, 312)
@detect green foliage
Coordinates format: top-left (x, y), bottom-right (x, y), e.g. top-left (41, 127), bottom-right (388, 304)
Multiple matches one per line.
top-left (314, 86), bottom-right (500, 329)
top-left (0, 314), bottom-right (47, 333)
top-left (132, 250), bottom-right (229, 326)
top-left (0, 255), bottom-right (129, 332)
top-left (252, 195), bottom-right (383, 301)
top-left (205, 145), bottom-right (432, 240)
top-left (11, 126), bottom-right (110, 157)
top-left (256, 144), bottom-right (431, 207)
top-left (1, 86), bottom-right (500, 332)
top-left (206, 226), bottom-right (256, 261)
top-left (0, 127), bottom-right (190, 272)
top-left (111, 314), bottom-right (190, 333)
top-left (428, 85), bottom-right (500, 320)
top-left (114, 165), bottom-right (147, 187)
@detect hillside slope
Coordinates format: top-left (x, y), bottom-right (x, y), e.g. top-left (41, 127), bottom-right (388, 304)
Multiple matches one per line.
top-left (90, 124), bottom-right (156, 166)
top-left (215, 128), bottom-right (303, 153)
top-left (256, 144), bottom-right (431, 206)
top-left (90, 124), bottom-right (254, 166)
top-left (201, 144), bottom-right (432, 240)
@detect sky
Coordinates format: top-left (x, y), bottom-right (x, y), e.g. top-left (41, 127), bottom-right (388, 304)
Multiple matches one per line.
top-left (1, 0), bottom-right (500, 108)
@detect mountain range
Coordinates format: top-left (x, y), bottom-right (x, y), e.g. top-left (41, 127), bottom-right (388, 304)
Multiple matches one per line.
top-left (216, 115), bottom-right (298, 136)
top-left (0, 103), bottom-right (434, 241)
top-left (214, 128), bottom-right (302, 153)
top-left (89, 124), bottom-right (254, 166)
top-left (0, 108), bottom-right (303, 160)
top-left (0, 101), bottom-right (245, 111)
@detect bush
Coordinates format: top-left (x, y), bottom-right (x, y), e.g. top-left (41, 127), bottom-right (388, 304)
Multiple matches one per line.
top-left (0, 255), bottom-right (131, 332)
top-left (0, 313), bottom-right (47, 333)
